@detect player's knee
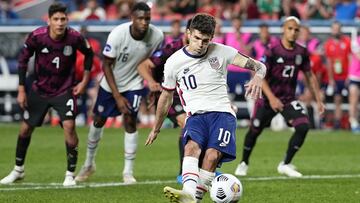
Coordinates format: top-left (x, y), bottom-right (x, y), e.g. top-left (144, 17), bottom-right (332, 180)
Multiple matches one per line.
top-left (93, 116), bottom-right (106, 128)
top-left (184, 140), bottom-right (201, 157)
top-left (19, 122), bottom-right (34, 138)
top-left (295, 123), bottom-right (309, 136)
top-left (203, 149), bottom-right (221, 164)
top-left (123, 115), bottom-right (137, 132)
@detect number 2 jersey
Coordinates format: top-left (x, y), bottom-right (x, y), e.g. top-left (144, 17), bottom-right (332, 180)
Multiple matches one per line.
top-left (262, 42), bottom-right (311, 105)
top-left (101, 22), bottom-right (164, 93)
top-left (18, 26), bottom-right (92, 97)
top-left (162, 42), bottom-right (238, 117)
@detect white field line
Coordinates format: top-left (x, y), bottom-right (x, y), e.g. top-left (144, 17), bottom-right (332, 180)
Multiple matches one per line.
top-left (0, 174), bottom-right (360, 191)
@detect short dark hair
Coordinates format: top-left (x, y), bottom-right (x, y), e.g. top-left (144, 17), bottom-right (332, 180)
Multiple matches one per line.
top-left (189, 13), bottom-right (215, 36)
top-left (259, 23), bottom-right (268, 28)
top-left (48, 2), bottom-right (67, 17)
top-left (186, 18), bottom-right (192, 30)
top-left (131, 2), bottom-right (150, 13)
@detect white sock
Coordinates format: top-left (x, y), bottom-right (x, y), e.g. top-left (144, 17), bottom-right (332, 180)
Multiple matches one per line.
top-left (182, 156), bottom-right (199, 199)
top-left (123, 131), bottom-right (138, 175)
top-left (195, 169), bottom-right (215, 201)
top-left (349, 117), bottom-right (359, 129)
top-left (14, 165), bottom-right (24, 172)
top-left (65, 171), bottom-right (74, 177)
top-left (84, 124), bottom-right (104, 167)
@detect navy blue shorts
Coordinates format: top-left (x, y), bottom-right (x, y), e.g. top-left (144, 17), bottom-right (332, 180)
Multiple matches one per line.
top-left (334, 80), bottom-right (346, 95)
top-left (349, 80), bottom-right (360, 88)
top-left (93, 87), bottom-right (146, 118)
top-left (183, 112), bottom-right (237, 164)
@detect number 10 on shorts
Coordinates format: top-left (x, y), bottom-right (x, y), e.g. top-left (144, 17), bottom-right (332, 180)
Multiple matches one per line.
top-left (218, 128), bottom-right (231, 147)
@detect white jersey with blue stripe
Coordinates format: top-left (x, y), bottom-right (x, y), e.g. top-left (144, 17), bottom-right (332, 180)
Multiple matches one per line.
top-left (162, 42), bottom-right (238, 117)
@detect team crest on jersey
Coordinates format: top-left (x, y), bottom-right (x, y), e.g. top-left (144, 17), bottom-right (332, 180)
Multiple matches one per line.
top-left (63, 46), bottom-right (73, 56)
top-left (104, 44), bottom-right (112, 52)
top-left (208, 57), bottom-right (220, 70)
top-left (295, 55), bottom-right (302, 65)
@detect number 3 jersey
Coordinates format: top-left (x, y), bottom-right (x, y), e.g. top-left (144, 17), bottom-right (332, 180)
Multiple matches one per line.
top-left (162, 42), bottom-right (238, 117)
top-left (101, 22), bottom-right (163, 93)
top-left (18, 26), bottom-right (92, 97)
top-left (262, 42), bottom-right (310, 105)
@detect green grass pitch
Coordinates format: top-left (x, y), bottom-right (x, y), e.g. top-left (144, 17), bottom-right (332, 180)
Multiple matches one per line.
top-left (0, 123), bottom-right (359, 202)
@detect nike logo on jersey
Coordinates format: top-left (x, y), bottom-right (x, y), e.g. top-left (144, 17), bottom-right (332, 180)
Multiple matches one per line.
top-left (41, 48), bottom-right (49, 53)
top-left (276, 57), bottom-right (284, 63)
top-left (183, 68), bottom-right (190, 74)
top-left (219, 142), bottom-right (227, 147)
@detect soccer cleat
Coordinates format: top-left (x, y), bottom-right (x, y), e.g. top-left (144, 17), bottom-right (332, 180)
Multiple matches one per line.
top-left (63, 171), bottom-right (76, 187)
top-left (234, 161), bottom-right (248, 176)
top-left (75, 164), bottom-right (96, 182)
top-left (163, 186), bottom-right (196, 203)
top-left (0, 169), bottom-right (25, 184)
top-left (123, 173), bottom-right (137, 184)
top-left (277, 162), bottom-right (302, 178)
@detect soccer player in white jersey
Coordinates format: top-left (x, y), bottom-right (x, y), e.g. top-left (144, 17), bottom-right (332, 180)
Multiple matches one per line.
top-left (75, 2), bottom-right (163, 184)
top-left (145, 14), bottom-right (266, 203)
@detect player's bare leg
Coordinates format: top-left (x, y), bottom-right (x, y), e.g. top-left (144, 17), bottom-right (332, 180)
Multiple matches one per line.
top-left (195, 148), bottom-right (219, 202)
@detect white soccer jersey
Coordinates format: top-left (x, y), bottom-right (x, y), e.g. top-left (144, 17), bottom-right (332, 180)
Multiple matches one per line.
top-left (100, 22), bottom-right (163, 92)
top-left (162, 42), bottom-right (238, 117)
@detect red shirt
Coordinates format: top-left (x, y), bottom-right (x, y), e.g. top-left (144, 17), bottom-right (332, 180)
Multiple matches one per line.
top-left (324, 36), bottom-right (351, 81)
top-left (310, 54), bottom-right (328, 84)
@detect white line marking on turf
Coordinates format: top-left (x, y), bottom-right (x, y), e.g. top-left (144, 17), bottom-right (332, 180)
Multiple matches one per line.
top-left (1, 174), bottom-right (360, 191)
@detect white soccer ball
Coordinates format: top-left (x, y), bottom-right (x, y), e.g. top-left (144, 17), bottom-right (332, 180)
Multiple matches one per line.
top-left (210, 174), bottom-right (243, 203)
top-left (270, 114), bottom-right (287, 131)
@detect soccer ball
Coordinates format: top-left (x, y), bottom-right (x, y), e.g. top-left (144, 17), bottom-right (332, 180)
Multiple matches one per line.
top-left (210, 174), bottom-right (243, 203)
top-left (270, 114), bottom-right (287, 131)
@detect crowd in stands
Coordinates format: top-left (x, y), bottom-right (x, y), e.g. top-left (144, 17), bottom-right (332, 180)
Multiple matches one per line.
top-left (1, 0), bottom-right (360, 22)
top-left (62, 0), bottom-right (360, 22)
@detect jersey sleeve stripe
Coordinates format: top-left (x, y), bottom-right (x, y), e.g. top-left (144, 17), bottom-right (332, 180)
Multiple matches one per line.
top-left (161, 85), bottom-right (176, 91)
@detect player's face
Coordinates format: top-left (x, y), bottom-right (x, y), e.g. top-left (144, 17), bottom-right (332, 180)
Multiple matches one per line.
top-left (259, 26), bottom-right (269, 41)
top-left (131, 10), bottom-right (151, 37)
top-left (331, 23), bottom-right (341, 37)
top-left (48, 12), bottom-right (68, 39)
top-left (283, 20), bottom-right (300, 43)
top-left (187, 29), bottom-right (212, 55)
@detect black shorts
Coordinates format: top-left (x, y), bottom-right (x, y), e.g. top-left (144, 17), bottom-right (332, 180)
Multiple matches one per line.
top-left (23, 89), bottom-right (77, 127)
top-left (250, 99), bottom-right (310, 130)
top-left (154, 93), bottom-right (185, 127)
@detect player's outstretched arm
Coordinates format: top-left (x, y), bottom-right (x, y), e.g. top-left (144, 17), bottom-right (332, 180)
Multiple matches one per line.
top-left (304, 71), bottom-right (325, 115)
top-left (137, 58), bottom-right (161, 92)
top-left (145, 89), bottom-right (174, 146)
top-left (232, 53), bottom-right (266, 99)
